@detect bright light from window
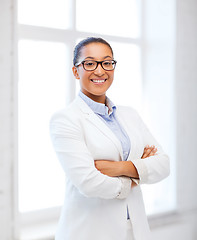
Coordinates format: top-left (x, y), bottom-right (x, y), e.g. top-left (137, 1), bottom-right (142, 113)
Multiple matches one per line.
top-left (18, 0), bottom-right (71, 29)
top-left (142, 176), bottom-right (176, 215)
top-left (107, 42), bottom-right (142, 110)
top-left (18, 40), bottom-right (67, 212)
top-left (76, 0), bottom-right (141, 38)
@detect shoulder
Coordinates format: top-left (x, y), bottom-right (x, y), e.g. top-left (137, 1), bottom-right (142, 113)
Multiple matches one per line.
top-left (50, 97), bottom-right (85, 129)
top-left (51, 101), bottom-right (76, 121)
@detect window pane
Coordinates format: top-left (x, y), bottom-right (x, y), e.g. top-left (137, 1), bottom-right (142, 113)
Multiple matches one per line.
top-left (18, 0), bottom-right (70, 29)
top-left (76, 0), bottom-right (141, 38)
top-left (142, 176), bottom-right (176, 215)
top-left (18, 40), bottom-right (67, 212)
top-left (107, 42), bottom-right (142, 110)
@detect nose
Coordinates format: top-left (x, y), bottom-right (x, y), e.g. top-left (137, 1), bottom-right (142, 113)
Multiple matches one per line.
top-left (94, 63), bottom-right (105, 76)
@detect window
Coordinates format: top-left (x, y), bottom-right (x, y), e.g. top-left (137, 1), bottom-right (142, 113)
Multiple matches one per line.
top-left (16, 0), bottom-right (176, 237)
top-left (18, 40), bottom-right (67, 212)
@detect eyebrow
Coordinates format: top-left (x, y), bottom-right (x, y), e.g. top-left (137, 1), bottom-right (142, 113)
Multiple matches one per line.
top-left (84, 55), bottom-right (113, 60)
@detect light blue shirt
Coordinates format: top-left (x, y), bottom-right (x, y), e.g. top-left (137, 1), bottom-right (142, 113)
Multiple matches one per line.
top-left (78, 91), bottom-right (131, 161)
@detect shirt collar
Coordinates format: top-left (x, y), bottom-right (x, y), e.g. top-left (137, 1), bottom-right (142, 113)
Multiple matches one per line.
top-left (78, 91), bottom-right (116, 116)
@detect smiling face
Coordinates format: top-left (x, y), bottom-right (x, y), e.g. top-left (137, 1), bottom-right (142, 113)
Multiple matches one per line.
top-left (72, 43), bottom-right (115, 103)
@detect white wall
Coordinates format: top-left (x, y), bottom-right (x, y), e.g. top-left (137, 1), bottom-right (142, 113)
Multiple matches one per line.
top-left (0, 0), bottom-right (196, 239)
top-left (176, 0), bottom-right (197, 212)
top-left (0, 0), bottom-right (15, 239)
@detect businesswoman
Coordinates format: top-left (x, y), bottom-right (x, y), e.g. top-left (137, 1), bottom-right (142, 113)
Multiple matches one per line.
top-left (50, 37), bottom-right (170, 240)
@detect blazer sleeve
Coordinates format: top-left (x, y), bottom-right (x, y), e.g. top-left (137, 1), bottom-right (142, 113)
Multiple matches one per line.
top-left (129, 109), bottom-right (170, 184)
top-left (50, 110), bottom-right (131, 199)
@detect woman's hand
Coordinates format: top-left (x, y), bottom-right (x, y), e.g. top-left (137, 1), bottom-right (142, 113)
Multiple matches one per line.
top-left (141, 145), bottom-right (157, 159)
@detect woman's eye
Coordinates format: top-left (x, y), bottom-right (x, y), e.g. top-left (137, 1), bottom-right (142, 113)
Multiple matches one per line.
top-left (85, 61), bottom-right (95, 66)
top-left (103, 61), bottom-right (112, 66)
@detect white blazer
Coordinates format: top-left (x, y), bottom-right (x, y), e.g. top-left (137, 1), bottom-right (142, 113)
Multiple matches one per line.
top-left (50, 96), bottom-right (170, 240)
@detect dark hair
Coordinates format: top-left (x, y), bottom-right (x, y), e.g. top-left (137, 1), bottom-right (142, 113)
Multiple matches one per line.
top-left (73, 37), bottom-right (114, 66)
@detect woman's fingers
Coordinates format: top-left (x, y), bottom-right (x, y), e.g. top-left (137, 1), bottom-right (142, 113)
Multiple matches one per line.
top-left (141, 145), bottom-right (151, 158)
top-left (141, 147), bottom-right (151, 159)
top-left (148, 145), bottom-right (157, 157)
top-left (141, 145), bottom-right (157, 159)
top-left (148, 149), bottom-right (157, 157)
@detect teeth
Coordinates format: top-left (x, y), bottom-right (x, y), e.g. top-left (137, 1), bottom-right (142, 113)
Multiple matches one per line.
top-left (92, 79), bottom-right (105, 83)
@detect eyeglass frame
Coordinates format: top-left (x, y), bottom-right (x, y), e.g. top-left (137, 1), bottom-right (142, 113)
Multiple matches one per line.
top-left (75, 59), bottom-right (117, 71)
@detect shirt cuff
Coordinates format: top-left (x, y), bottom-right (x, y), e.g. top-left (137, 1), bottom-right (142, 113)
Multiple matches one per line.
top-left (116, 176), bottom-right (131, 199)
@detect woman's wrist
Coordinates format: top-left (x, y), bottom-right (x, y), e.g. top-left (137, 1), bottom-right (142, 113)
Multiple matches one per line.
top-left (121, 161), bottom-right (139, 179)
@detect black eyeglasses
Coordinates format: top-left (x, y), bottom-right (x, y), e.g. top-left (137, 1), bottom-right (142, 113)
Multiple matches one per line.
top-left (75, 60), bottom-right (117, 71)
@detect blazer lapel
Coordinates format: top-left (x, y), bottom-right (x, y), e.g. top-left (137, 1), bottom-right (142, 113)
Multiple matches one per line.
top-left (74, 96), bottom-right (124, 161)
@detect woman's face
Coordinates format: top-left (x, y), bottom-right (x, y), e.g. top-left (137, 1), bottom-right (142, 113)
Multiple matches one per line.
top-left (72, 43), bottom-right (115, 103)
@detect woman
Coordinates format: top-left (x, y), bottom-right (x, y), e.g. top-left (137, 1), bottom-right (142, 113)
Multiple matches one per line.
top-left (50, 37), bottom-right (170, 240)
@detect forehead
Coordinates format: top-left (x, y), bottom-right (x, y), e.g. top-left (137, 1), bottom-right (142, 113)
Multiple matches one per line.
top-left (80, 43), bottom-right (113, 60)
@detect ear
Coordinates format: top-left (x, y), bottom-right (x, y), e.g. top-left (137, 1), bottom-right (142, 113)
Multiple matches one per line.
top-left (72, 66), bottom-right (80, 79)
